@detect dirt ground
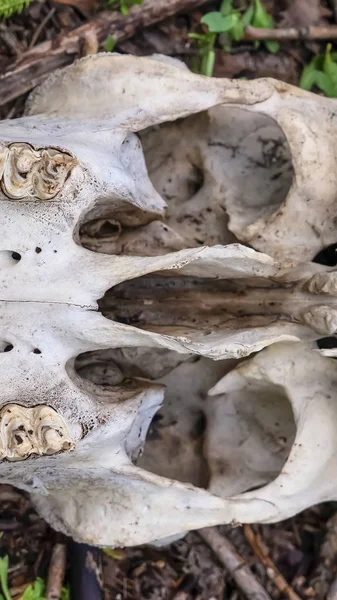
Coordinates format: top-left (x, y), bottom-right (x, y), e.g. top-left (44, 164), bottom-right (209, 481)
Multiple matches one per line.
top-left (1, 0), bottom-right (337, 598)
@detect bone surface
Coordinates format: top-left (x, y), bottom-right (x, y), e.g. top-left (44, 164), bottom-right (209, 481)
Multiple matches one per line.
top-left (0, 53), bottom-right (337, 546)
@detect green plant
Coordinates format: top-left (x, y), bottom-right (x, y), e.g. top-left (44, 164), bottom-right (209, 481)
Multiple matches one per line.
top-left (104, 547), bottom-right (126, 560)
top-left (60, 587), bottom-right (70, 600)
top-left (190, 0), bottom-right (279, 77)
top-left (0, 0), bottom-right (35, 19)
top-left (21, 578), bottom-right (45, 600)
top-left (300, 44), bottom-right (337, 98)
top-left (0, 556), bottom-right (11, 600)
top-left (0, 554), bottom-right (69, 600)
top-left (106, 0), bottom-right (142, 15)
top-left (104, 34), bottom-right (116, 52)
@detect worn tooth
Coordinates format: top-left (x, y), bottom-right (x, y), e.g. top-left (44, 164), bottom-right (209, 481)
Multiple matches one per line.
top-left (1, 143), bottom-right (76, 200)
top-left (0, 404), bottom-right (74, 461)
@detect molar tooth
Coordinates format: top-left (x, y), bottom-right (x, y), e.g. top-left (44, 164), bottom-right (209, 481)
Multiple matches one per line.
top-left (0, 404), bottom-right (74, 461)
top-left (1, 143), bottom-right (76, 200)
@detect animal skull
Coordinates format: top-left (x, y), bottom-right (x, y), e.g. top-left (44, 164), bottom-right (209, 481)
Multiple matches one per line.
top-left (0, 53), bottom-right (337, 546)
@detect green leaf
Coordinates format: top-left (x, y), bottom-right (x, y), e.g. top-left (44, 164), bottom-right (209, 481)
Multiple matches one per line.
top-left (265, 40), bottom-right (279, 54)
top-left (201, 11), bottom-right (237, 33)
top-left (188, 32), bottom-right (207, 40)
top-left (240, 3), bottom-right (255, 27)
top-left (0, 557), bottom-right (11, 600)
top-left (300, 45), bottom-right (337, 97)
top-left (120, 0), bottom-right (128, 14)
top-left (22, 577), bottom-right (46, 600)
top-left (0, 0), bottom-right (32, 19)
top-left (252, 0), bottom-right (274, 28)
top-left (60, 586), bottom-right (70, 600)
top-left (230, 19), bottom-right (244, 41)
top-left (323, 44), bottom-right (337, 90)
top-left (104, 548), bottom-right (126, 560)
top-left (300, 65), bottom-right (322, 90)
top-left (220, 0), bottom-right (233, 16)
top-left (104, 34), bottom-right (116, 52)
top-left (315, 70), bottom-right (336, 97)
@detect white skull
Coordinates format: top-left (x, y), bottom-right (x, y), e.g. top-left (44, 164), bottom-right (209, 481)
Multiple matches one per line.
top-left (0, 53), bottom-right (336, 546)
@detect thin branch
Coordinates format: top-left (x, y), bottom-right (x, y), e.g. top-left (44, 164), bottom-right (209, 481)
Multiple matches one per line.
top-left (46, 543), bottom-right (67, 600)
top-left (29, 7), bottom-right (56, 49)
top-left (199, 526), bottom-right (272, 600)
top-left (0, 0), bottom-right (208, 107)
top-left (244, 525), bottom-right (302, 600)
top-left (244, 24), bottom-right (337, 40)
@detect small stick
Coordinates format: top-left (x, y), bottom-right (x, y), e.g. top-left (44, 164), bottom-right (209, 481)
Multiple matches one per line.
top-left (29, 7), bottom-right (56, 49)
top-left (244, 24), bottom-right (337, 40)
top-left (244, 525), bottom-right (302, 600)
top-left (199, 526), bottom-right (272, 600)
top-left (46, 543), bottom-right (67, 600)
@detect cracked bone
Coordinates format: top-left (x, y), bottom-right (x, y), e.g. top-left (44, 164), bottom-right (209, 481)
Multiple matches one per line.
top-left (0, 53), bottom-right (337, 546)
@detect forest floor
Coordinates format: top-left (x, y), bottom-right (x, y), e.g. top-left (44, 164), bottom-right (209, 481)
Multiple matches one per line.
top-left (1, 0), bottom-right (337, 598)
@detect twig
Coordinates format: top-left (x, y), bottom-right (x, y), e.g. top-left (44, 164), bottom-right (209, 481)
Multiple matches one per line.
top-left (82, 30), bottom-right (99, 56)
top-left (244, 525), bottom-right (302, 600)
top-left (244, 24), bottom-right (337, 40)
top-left (29, 7), bottom-right (56, 49)
top-left (0, 0), bottom-right (208, 107)
top-left (46, 543), bottom-right (67, 600)
top-left (199, 527), bottom-right (272, 600)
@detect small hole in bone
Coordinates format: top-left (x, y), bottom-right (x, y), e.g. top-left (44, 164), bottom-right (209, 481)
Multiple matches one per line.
top-left (0, 251), bottom-right (22, 267)
top-left (313, 243), bottom-right (337, 266)
top-left (35, 247), bottom-right (42, 254)
top-left (33, 348), bottom-right (41, 354)
top-left (2, 344), bottom-right (13, 353)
